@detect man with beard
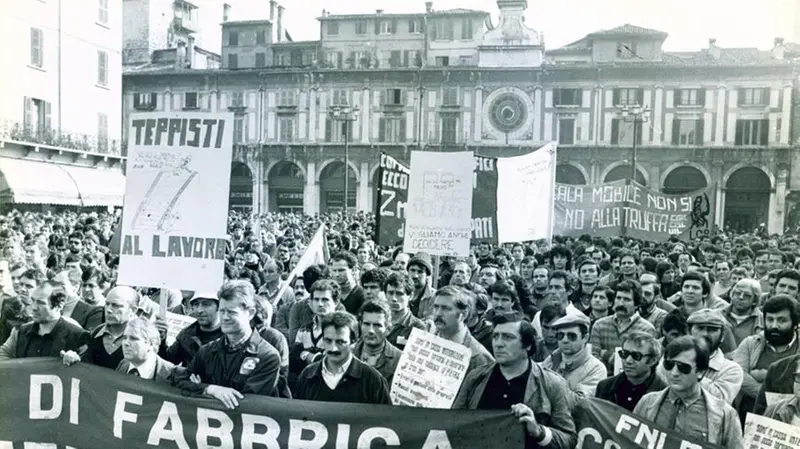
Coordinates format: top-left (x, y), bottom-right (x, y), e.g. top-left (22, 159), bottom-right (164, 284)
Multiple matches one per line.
top-left (595, 331), bottom-right (667, 411)
top-left (570, 259), bottom-right (599, 315)
top-left (590, 280), bottom-right (657, 373)
top-left (658, 309), bottom-right (743, 404)
top-left (161, 292), bottom-right (222, 366)
top-left (352, 301), bottom-right (402, 384)
top-left (734, 295), bottom-right (800, 417)
top-left (382, 272), bottom-right (426, 349)
top-left (638, 278), bottom-right (670, 334)
top-left (407, 253), bottom-right (435, 320)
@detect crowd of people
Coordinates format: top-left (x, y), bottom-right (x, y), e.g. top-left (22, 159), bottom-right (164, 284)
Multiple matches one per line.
top-left (1, 207), bottom-right (800, 448)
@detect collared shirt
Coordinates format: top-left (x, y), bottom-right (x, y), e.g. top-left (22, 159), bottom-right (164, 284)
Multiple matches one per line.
top-left (657, 347), bottom-right (743, 404)
top-left (589, 312), bottom-right (657, 369)
top-left (477, 360), bottom-right (532, 410)
top-left (767, 332), bottom-right (798, 354)
top-left (127, 354), bottom-right (158, 380)
top-left (95, 324), bottom-right (125, 355)
top-left (615, 373), bottom-right (656, 412)
top-left (225, 329), bottom-right (253, 351)
top-left (321, 355), bottom-right (353, 390)
top-left (654, 387), bottom-right (709, 442)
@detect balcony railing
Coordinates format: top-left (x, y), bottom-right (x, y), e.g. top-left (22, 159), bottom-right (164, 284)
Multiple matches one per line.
top-left (0, 119), bottom-right (121, 155)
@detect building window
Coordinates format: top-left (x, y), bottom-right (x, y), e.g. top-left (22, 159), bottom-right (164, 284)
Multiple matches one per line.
top-left (355, 21), bottom-right (368, 35)
top-left (279, 117), bottom-right (295, 141)
top-left (30, 28), bottom-right (43, 68)
top-left (230, 92), bottom-right (244, 108)
top-left (739, 88), bottom-right (768, 106)
top-left (97, 51), bottom-right (108, 86)
top-left (677, 89), bottom-right (704, 106)
top-left (389, 50), bottom-right (402, 68)
top-left (331, 89), bottom-right (349, 105)
top-left (184, 92), bottom-right (199, 109)
top-left (325, 119), bottom-right (353, 143)
top-left (435, 56), bottom-right (450, 67)
top-left (228, 31), bottom-right (239, 46)
top-left (433, 21), bottom-right (454, 41)
top-left (255, 52), bottom-right (266, 67)
top-left (382, 89), bottom-right (403, 105)
top-left (672, 119), bottom-right (704, 145)
top-left (274, 53), bottom-right (289, 66)
top-left (379, 20), bottom-right (393, 34)
top-left (379, 117), bottom-right (406, 143)
top-left (24, 97), bottom-right (51, 135)
top-left (228, 54), bottom-right (238, 69)
top-left (614, 88), bottom-right (641, 106)
top-left (617, 41), bottom-right (637, 59)
top-left (461, 19), bottom-right (473, 40)
top-left (326, 52), bottom-right (341, 68)
top-left (735, 119), bottom-right (769, 146)
top-left (279, 90), bottom-right (297, 106)
top-left (442, 87), bottom-right (459, 106)
top-left (133, 93), bottom-right (156, 110)
top-left (458, 55), bottom-right (471, 66)
top-left (553, 88), bottom-right (581, 107)
top-left (256, 30), bottom-right (266, 44)
top-left (408, 19), bottom-right (420, 33)
top-left (97, 113), bottom-right (108, 151)
top-left (558, 118), bottom-right (575, 145)
top-left (234, 115), bottom-right (245, 143)
top-left (441, 116), bottom-right (458, 144)
top-left (327, 22), bottom-right (339, 36)
top-left (610, 119), bottom-right (643, 145)
top-left (98, 0), bottom-right (109, 25)
top-left (409, 50), bottom-right (422, 67)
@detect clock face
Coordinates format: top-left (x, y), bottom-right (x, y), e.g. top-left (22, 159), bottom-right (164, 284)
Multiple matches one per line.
top-left (483, 87), bottom-right (534, 140)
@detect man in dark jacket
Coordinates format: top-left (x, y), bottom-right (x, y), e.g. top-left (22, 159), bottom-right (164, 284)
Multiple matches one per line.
top-left (595, 331), bottom-right (667, 411)
top-left (754, 354), bottom-right (800, 415)
top-left (173, 280), bottom-right (281, 409)
top-left (82, 286), bottom-right (139, 369)
top-left (161, 291), bottom-right (222, 366)
top-left (295, 311), bottom-right (391, 404)
top-left (452, 312), bottom-right (576, 449)
top-left (0, 281), bottom-right (89, 360)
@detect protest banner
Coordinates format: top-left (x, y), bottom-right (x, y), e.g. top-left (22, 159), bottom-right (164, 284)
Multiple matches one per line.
top-left (496, 143), bottom-right (557, 243)
top-left (164, 312), bottom-right (196, 346)
top-left (117, 112), bottom-right (233, 292)
top-left (552, 180), bottom-right (714, 241)
top-left (403, 151), bottom-right (474, 257)
top-left (471, 156), bottom-right (499, 244)
top-left (743, 412), bottom-right (800, 449)
top-left (390, 328), bottom-right (471, 409)
top-left (375, 153), bottom-right (410, 246)
top-left (573, 397), bottom-right (723, 449)
top-left (0, 359), bottom-right (524, 449)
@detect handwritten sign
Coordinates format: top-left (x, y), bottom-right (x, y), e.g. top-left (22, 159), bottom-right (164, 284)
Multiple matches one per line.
top-left (390, 328), bottom-right (471, 409)
top-left (165, 311), bottom-right (196, 346)
top-left (403, 151), bottom-right (474, 257)
top-left (553, 180), bottom-right (714, 241)
top-left (375, 153), bottom-right (409, 246)
top-left (743, 413), bottom-right (800, 449)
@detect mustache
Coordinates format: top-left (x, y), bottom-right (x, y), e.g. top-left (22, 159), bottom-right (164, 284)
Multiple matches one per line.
top-left (614, 306), bottom-right (627, 312)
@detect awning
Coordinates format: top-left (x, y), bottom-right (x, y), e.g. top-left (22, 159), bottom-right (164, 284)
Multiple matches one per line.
top-left (0, 157), bottom-right (125, 207)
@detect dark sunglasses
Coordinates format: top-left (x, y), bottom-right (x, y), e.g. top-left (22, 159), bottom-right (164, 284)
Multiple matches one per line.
top-left (663, 359), bottom-right (694, 375)
top-left (618, 349), bottom-right (648, 361)
top-left (556, 331), bottom-right (580, 342)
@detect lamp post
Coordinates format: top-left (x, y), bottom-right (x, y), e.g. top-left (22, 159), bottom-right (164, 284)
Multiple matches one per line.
top-left (619, 105), bottom-right (651, 184)
top-left (329, 105), bottom-right (359, 212)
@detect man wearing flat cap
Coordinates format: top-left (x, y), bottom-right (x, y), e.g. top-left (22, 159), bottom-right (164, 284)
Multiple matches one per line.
top-left (542, 313), bottom-right (607, 410)
top-left (657, 308), bottom-right (743, 404)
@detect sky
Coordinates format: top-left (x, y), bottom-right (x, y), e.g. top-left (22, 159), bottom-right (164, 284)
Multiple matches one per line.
top-left (199, 0), bottom-right (796, 52)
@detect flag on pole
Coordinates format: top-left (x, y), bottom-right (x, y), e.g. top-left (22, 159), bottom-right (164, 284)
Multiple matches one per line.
top-left (273, 225), bottom-right (328, 307)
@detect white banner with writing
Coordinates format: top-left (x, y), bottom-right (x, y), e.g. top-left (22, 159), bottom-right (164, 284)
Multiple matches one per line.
top-left (744, 412), bottom-right (800, 449)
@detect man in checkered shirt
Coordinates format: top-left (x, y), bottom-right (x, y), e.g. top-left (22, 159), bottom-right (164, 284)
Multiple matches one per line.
top-left (590, 280), bottom-right (658, 374)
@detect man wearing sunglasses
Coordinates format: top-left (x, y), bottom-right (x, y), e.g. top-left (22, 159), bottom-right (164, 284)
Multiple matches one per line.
top-left (634, 336), bottom-right (743, 447)
top-left (541, 314), bottom-right (606, 410)
top-left (595, 331), bottom-right (666, 411)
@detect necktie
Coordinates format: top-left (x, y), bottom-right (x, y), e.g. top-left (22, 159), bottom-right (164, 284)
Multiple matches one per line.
top-left (663, 398), bottom-right (683, 429)
top-left (129, 368), bottom-right (140, 377)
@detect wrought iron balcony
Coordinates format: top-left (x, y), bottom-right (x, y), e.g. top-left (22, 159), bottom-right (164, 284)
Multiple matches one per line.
top-left (0, 119), bottom-right (121, 155)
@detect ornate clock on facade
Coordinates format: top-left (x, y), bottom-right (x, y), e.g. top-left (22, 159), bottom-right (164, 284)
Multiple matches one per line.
top-left (482, 86), bottom-right (534, 141)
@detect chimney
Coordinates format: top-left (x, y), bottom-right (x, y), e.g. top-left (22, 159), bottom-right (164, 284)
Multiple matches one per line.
top-left (270, 0), bottom-right (276, 22)
top-left (376, 9), bottom-right (384, 14)
top-left (176, 41), bottom-right (186, 69)
top-left (708, 38), bottom-right (720, 59)
top-left (774, 37), bottom-right (785, 60)
top-left (223, 3), bottom-right (231, 23)
top-left (425, 2), bottom-right (433, 13)
top-left (277, 5), bottom-right (284, 42)
top-left (187, 36), bottom-right (195, 68)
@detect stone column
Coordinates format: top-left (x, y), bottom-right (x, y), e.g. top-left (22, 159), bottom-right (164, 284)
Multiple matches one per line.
top-left (358, 161), bottom-right (370, 212)
top-left (711, 161), bottom-right (725, 228)
top-left (473, 87), bottom-right (483, 142)
top-left (769, 168), bottom-right (788, 234)
top-left (304, 160), bottom-right (318, 215)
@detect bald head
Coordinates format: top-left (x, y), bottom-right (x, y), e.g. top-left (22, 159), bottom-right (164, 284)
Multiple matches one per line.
top-left (106, 286), bottom-right (139, 309)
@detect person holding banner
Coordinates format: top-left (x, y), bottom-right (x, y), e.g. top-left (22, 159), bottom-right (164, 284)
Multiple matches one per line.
top-left (634, 335), bottom-right (743, 447)
top-left (430, 286), bottom-right (494, 372)
top-left (452, 312), bottom-right (576, 449)
top-left (761, 361), bottom-right (800, 425)
top-left (161, 291), bottom-right (222, 367)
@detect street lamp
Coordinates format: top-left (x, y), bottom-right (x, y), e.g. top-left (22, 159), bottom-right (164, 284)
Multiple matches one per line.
top-left (328, 105), bottom-right (359, 212)
top-left (619, 105), bottom-right (651, 183)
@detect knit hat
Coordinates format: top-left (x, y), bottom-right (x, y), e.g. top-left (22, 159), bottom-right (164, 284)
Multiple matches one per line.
top-left (408, 252), bottom-right (433, 275)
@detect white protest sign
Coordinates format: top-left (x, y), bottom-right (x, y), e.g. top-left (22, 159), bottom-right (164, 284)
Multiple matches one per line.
top-left (165, 312), bottom-right (196, 346)
top-left (118, 112), bottom-right (233, 292)
top-left (390, 328), bottom-right (471, 409)
top-left (403, 151), bottom-right (473, 257)
top-left (496, 142), bottom-right (557, 243)
top-left (765, 392), bottom-right (794, 407)
top-left (744, 412), bottom-right (800, 448)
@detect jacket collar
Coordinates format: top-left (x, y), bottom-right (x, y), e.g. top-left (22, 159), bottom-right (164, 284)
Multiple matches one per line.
top-left (306, 355), bottom-right (365, 379)
top-left (352, 340), bottom-right (401, 370)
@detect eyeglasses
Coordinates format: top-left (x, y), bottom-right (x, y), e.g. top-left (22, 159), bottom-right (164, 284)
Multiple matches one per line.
top-left (663, 359), bottom-right (695, 375)
top-left (556, 331), bottom-right (580, 342)
top-left (618, 349), bottom-right (648, 361)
